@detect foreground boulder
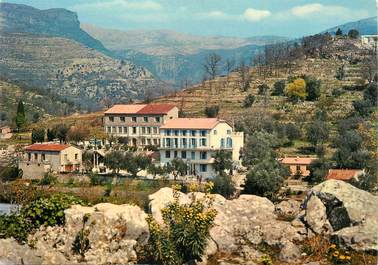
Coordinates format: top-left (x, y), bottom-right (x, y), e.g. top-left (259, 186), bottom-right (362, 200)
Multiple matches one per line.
top-left (28, 203), bottom-right (149, 264)
top-left (149, 189), bottom-right (306, 263)
top-left (302, 180), bottom-right (378, 253)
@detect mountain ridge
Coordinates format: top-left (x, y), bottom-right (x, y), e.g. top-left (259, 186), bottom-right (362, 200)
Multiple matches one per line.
top-left (322, 16), bottom-right (377, 35)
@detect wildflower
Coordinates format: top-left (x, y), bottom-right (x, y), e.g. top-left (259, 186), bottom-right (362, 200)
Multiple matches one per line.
top-left (339, 255), bottom-right (345, 260)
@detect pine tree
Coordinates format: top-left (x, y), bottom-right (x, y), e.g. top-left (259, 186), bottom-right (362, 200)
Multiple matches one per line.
top-left (335, 28), bottom-right (343, 36)
top-left (15, 100), bottom-right (26, 131)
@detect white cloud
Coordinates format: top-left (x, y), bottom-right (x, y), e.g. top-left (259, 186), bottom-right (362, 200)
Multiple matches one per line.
top-left (291, 3), bottom-right (323, 16)
top-left (290, 3), bottom-right (368, 19)
top-left (198, 7), bottom-right (271, 22)
top-left (73, 0), bottom-right (162, 11)
top-left (243, 8), bottom-right (271, 21)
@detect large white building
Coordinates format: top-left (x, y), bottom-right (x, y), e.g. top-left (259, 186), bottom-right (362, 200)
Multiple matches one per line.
top-left (104, 104), bottom-right (178, 147)
top-left (159, 118), bottom-right (244, 179)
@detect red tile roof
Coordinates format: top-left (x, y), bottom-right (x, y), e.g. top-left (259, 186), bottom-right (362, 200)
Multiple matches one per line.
top-left (104, 104), bottom-right (146, 114)
top-left (161, 118), bottom-right (222, 129)
top-left (25, 143), bottom-right (70, 152)
top-left (279, 157), bottom-right (316, 165)
top-left (137, 104), bottom-right (176, 114)
top-left (104, 104), bottom-right (176, 115)
top-left (326, 169), bottom-right (363, 181)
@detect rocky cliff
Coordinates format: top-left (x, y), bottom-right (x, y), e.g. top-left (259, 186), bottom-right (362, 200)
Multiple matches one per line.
top-left (0, 3), bottom-right (110, 55)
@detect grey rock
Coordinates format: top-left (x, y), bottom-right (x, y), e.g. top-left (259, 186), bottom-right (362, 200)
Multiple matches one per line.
top-left (275, 199), bottom-right (301, 217)
top-left (304, 195), bottom-right (333, 234)
top-left (279, 241), bottom-right (301, 262)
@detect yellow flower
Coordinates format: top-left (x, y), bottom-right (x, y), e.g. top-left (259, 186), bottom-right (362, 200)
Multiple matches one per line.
top-left (330, 244), bottom-right (337, 249)
top-left (346, 256), bottom-right (351, 260)
top-left (339, 255), bottom-right (345, 260)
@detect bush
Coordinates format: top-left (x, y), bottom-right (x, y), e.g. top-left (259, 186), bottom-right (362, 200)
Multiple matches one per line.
top-left (258, 84), bottom-right (269, 95)
top-left (285, 78), bottom-right (307, 102)
top-left (243, 94), bottom-right (255, 108)
top-left (146, 184), bottom-right (217, 264)
top-left (212, 174), bottom-right (236, 198)
top-left (271, 80), bottom-right (285, 96)
top-left (0, 213), bottom-right (30, 242)
top-left (0, 166), bottom-right (23, 182)
top-left (39, 172), bottom-right (57, 186)
top-left (21, 193), bottom-right (85, 229)
top-left (204, 105), bottom-right (219, 118)
top-left (304, 76), bottom-right (321, 101)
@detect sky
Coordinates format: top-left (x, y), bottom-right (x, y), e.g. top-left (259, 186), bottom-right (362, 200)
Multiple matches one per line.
top-left (4, 0), bottom-right (378, 38)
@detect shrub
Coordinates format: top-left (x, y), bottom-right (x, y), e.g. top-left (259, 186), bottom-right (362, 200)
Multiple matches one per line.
top-left (0, 213), bottom-right (30, 242)
top-left (21, 193), bottom-right (85, 229)
top-left (212, 173), bottom-right (236, 198)
top-left (258, 84), bottom-right (269, 95)
top-left (0, 166), bottom-right (23, 182)
top-left (347, 29), bottom-right (359, 39)
top-left (72, 214), bottom-right (91, 261)
top-left (271, 80), bottom-right (285, 96)
top-left (146, 184), bottom-right (217, 264)
top-left (304, 76), bottom-right (321, 101)
top-left (39, 172), bottom-right (57, 186)
top-left (204, 105), bottom-right (219, 118)
top-left (285, 78), bottom-right (307, 102)
top-left (243, 94), bottom-right (255, 108)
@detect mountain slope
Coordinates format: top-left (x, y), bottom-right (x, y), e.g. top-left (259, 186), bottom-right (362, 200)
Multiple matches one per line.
top-left (0, 32), bottom-right (163, 110)
top-left (0, 2), bottom-right (110, 55)
top-left (323, 17), bottom-right (377, 35)
top-left (82, 24), bottom-right (287, 56)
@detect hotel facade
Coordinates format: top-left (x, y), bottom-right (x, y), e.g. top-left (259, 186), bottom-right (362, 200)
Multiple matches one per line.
top-left (104, 104), bottom-right (178, 146)
top-left (159, 118), bottom-right (244, 179)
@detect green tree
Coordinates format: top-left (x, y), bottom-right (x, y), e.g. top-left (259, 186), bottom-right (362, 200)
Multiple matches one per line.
top-left (307, 158), bottom-right (330, 184)
top-left (15, 100), bottom-right (26, 131)
top-left (306, 120), bottom-right (329, 147)
top-left (47, 128), bottom-right (56, 141)
top-left (53, 124), bottom-right (69, 143)
top-left (167, 158), bottom-right (188, 180)
top-left (242, 132), bottom-right (279, 167)
top-left (244, 158), bottom-right (289, 198)
top-left (304, 76), bottom-right (321, 101)
top-left (104, 151), bottom-right (124, 174)
top-left (347, 29), bottom-right (359, 39)
top-left (204, 105), bottom-right (219, 118)
top-left (271, 80), bottom-right (285, 96)
top-left (212, 150), bottom-right (233, 175)
top-left (212, 173), bottom-right (235, 198)
top-left (285, 123), bottom-right (302, 144)
top-left (31, 128), bottom-right (45, 143)
top-left (243, 94), bottom-right (255, 108)
top-left (335, 28), bottom-right (343, 36)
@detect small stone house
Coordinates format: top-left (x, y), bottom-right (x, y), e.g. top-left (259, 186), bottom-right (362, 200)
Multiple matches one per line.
top-left (279, 157), bottom-right (316, 177)
top-left (19, 143), bottom-right (82, 179)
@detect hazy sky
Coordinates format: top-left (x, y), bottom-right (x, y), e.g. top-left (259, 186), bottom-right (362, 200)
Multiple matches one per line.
top-left (5, 0), bottom-right (378, 37)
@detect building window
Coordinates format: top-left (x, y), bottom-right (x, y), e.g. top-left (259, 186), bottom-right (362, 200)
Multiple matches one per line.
top-left (155, 117), bottom-right (161, 122)
top-left (107, 126), bottom-right (112, 133)
top-left (174, 151), bottom-right (178, 158)
top-left (200, 138), bottom-right (207, 146)
top-left (132, 117), bottom-right (137, 122)
top-left (191, 138), bottom-right (196, 148)
top-left (153, 127), bottom-right (158, 134)
top-left (182, 130), bottom-right (187, 136)
top-left (112, 126), bottom-right (116, 133)
top-left (174, 138), bottom-right (178, 147)
top-left (174, 130), bottom-right (179, 136)
top-left (28, 153), bottom-right (31, 161)
top-left (226, 137), bottom-right (233, 148)
top-left (123, 127), bottom-right (127, 134)
top-left (227, 129), bottom-right (231, 135)
top-left (142, 127), bottom-right (146, 134)
top-left (181, 151), bottom-right (187, 159)
top-left (118, 126), bottom-right (122, 133)
top-left (132, 127), bottom-right (137, 134)
top-left (147, 127), bottom-right (151, 134)
top-left (200, 151), bottom-right (207, 160)
top-left (42, 154), bottom-right (46, 161)
top-left (166, 130), bottom-right (171, 136)
top-left (153, 139), bottom-right (158, 145)
top-left (75, 154), bottom-right (78, 160)
top-left (109, 116), bottom-right (114, 122)
top-left (165, 151), bottom-right (171, 158)
top-left (191, 151), bottom-right (195, 160)
top-left (296, 165), bottom-right (301, 171)
top-left (200, 164), bottom-right (207, 172)
top-left (213, 130), bottom-right (217, 135)
top-left (144, 117), bottom-right (148, 122)
top-left (120, 116), bottom-right (125, 122)
top-left (182, 138), bottom-right (187, 147)
top-left (147, 139), bottom-right (151, 145)
top-left (220, 138), bottom-right (225, 148)
top-left (200, 130), bottom-right (207, 136)
top-left (142, 138), bottom-right (146, 145)
top-left (191, 130), bottom-right (196, 136)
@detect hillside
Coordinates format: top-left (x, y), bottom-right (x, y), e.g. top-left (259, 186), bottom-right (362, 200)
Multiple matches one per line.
top-left (83, 24), bottom-right (286, 86)
top-left (0, 3), bottom-right (110, 55)
top-left (0, 79), bottom-right (74, 125)
top-left (323, 16), bottom-right (377, 35)
top-left (153, 37), bottom-right (376, 155)
top-left (0, 32), bottom-right (166, 111)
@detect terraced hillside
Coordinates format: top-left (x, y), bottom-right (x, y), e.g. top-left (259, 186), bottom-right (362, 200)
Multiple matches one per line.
top-left (154, 38), bottom-right (373, 126)
top-left (0, 32), bottom-right (164, 110)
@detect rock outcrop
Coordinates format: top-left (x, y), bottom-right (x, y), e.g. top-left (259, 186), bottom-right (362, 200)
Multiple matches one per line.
top-left (302, 180), bottom-right (378, 253)
top-left (149, 189), bottom-right (305, 263)
top-left (28, 203), bottom-right (149, 264)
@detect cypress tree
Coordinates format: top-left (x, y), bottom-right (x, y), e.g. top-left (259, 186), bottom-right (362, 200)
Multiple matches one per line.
top-left (15, 100), bottom-right (26, 130)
